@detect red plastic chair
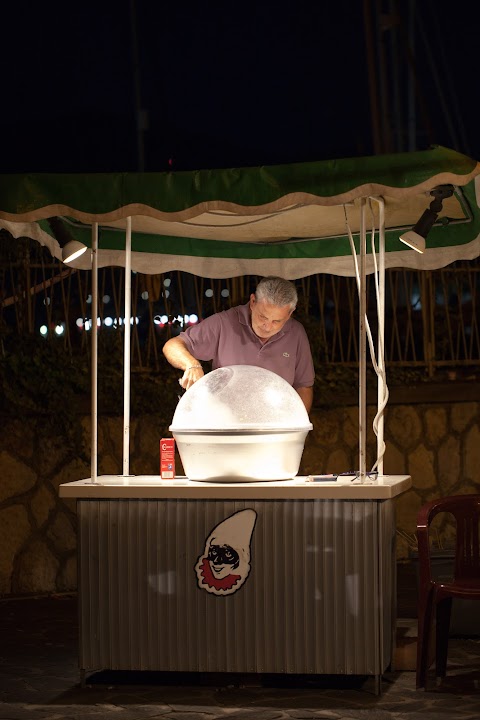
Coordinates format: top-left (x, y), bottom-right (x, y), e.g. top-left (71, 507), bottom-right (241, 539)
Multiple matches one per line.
top-left (416, 494), bottom-right (480, 689)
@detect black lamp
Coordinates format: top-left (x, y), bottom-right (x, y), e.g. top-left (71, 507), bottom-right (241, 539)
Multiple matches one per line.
top-left (399, 185), bottom-right (454, 254)
top-left (47, 217), bottom-right (88, 264)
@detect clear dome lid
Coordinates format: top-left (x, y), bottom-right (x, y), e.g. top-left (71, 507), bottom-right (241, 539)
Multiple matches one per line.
top-left (169, 365), bottom-right (313, 432)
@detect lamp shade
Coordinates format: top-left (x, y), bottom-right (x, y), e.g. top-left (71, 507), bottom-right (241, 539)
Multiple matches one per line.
top-left (62, 240), bottom-right (87, 263)
top-left (399, 230), bottom-right (426, 254)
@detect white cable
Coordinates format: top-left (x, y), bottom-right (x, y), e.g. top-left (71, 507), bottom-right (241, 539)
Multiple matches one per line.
top-left (343, 204), bottom-right (389, 471)
top-left (367, 200), bottom-right (389, 471)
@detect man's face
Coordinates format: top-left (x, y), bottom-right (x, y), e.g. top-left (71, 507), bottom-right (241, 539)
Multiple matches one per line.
top-left (249, 295), bottom-right (293, 341)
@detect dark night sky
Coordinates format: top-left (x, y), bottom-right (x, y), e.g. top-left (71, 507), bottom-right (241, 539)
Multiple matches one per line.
top-left (2, 1), bottom-right (479, 173)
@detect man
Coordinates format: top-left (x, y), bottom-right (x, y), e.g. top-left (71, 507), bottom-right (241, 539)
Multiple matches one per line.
top-left (162, 276), bottom-right (314, 413)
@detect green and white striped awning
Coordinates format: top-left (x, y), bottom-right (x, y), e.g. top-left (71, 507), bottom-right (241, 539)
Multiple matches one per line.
top-left (1, 144), bottom-right (479, 278)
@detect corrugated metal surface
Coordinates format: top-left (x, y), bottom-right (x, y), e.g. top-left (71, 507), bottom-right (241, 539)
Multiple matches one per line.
top-left (78, 498), bottom-right (395, 675)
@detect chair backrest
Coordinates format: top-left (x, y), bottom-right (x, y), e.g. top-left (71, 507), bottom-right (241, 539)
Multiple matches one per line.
top-left (417, 494), bottom-right (480, 582)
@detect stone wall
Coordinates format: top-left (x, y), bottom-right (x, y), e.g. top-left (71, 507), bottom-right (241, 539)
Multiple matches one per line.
top-left (1, 399), bottom-right (479, 597)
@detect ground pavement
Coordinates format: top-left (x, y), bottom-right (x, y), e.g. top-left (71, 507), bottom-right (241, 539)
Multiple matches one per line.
top-left (0, 594), bottom-right (479, 720)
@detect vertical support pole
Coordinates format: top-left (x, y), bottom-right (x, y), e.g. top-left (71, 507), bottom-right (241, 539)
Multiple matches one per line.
top-left (376, 198), bottom-right (385, 475)
top-left (91, 223), bottom-right (98, 483)
top-left (123, 217), bottom-right (132, 476)
top-left (359, 199), bottom-right (367, 479)
top-left (374, 502), bottom-right (383, 696)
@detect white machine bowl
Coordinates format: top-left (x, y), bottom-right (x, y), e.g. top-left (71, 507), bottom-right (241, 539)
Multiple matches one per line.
top-left (169, 365), bottom-right (313, 482)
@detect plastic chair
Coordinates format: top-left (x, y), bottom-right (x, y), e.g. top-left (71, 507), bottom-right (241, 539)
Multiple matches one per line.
top-left (416, 494), bottom-right (480, 689)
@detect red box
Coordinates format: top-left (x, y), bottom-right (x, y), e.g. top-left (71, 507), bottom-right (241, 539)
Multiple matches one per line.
top-left (160, 438), bottom-right (175, 479)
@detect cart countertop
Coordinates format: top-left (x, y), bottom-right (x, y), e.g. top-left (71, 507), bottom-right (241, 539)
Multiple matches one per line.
top-left (59, 474), bottom-right (411, 500)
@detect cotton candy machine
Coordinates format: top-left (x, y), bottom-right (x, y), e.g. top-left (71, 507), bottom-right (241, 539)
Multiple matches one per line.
top-left (169, 365), bottom-right (313, 482)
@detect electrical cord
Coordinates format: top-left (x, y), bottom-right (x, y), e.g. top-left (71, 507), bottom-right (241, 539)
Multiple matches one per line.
top-left (343, 203), bottom-right (389, 471)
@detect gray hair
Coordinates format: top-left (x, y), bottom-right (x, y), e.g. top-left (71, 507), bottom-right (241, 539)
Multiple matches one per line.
top-left (255, 276), bottom-right (298, 310)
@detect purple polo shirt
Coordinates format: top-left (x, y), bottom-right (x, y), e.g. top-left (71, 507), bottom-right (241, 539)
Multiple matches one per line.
top-left (179, 303), bottom-right (315, 389)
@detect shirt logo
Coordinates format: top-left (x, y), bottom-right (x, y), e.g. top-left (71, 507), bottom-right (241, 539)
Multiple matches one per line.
top-left (283, 352), bottom-right (290, 357)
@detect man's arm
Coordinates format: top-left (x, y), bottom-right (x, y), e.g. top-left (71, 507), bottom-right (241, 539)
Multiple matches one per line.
top-left (296, 386), bottom-right (313, 414)
top-left (162, 336), bottom-right (204, 390)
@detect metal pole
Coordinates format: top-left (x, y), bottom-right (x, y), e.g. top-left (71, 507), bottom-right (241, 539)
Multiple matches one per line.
top-left (123, 218), bottom-right (132, 476)
top-left (376, 198), bottom-right (385, 475)
top-left (91, 223), bottom-right (98, 483)
top-left (359, 199), bottom-right (367, 479)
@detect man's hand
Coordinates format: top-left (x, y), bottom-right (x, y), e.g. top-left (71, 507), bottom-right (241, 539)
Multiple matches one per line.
top-left (163, 337), bottom-right (204, 390)
top-left (179, 365), bottom-right (204, 390)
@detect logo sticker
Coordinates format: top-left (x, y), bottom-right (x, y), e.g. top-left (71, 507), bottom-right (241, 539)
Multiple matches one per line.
top-left (195, 509), bottom-right (257, 595)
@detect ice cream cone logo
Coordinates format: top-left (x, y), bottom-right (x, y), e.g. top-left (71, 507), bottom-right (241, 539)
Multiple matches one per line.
top-left (195, 509), bottom-right (257, 595)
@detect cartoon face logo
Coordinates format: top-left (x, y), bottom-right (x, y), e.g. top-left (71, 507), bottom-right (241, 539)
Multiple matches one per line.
top-left (195, 509), bottom-right (257, 595)
top-left (207, 543), bottom-right (240, 579)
